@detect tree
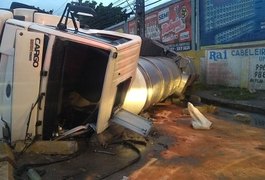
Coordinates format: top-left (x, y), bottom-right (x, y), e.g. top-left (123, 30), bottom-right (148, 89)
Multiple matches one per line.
top-left (71, 0), bottom-right (130, 29)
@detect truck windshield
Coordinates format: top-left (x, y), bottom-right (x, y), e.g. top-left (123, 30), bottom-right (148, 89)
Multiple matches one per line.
top-left (42, 38), bottom-right (110, 139)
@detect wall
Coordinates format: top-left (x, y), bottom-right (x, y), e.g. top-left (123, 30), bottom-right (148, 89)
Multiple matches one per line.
top-left (197, 0), bottom-right (265, 90)
top-left (204, 47), bottom-right (265, 89)
top-left (105, 21), bottom-right (128, 33)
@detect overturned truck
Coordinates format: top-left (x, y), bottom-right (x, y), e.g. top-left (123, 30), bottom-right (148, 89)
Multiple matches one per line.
top-left (0, 4), bottom-right (195, 144)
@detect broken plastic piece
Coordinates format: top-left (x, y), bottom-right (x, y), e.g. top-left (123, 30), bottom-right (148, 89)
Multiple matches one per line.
top-left (233, 113), bottom-right (252, 124)
top-left (187, 102), bottom-right (212, 129)
top-left (111, 109), bottom-right (152, 136)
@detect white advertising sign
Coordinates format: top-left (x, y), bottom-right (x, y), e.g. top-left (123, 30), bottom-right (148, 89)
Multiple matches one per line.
top-left (158, 7), bottom-right (169, 24)
top-left (206, 47), bottom-right (265, 89)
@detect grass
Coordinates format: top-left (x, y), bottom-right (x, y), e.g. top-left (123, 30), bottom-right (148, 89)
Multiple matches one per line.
top-left (189, 83), bottom-right (258, 100)
top-left (219, 87), bottom-right (257, 100)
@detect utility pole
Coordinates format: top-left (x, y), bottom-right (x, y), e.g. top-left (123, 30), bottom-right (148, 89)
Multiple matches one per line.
top-left (135, 0), bottom-right (145, 38)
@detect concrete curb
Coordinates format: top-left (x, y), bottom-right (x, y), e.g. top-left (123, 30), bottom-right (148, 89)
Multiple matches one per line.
top-left (196, 93), bottom-right (265, 115)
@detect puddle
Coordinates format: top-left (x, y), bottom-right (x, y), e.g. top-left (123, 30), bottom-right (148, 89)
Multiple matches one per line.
top-left (214, 107), bottom-right (265, 129)
top-left (252, 119), bottom-right (265, 128)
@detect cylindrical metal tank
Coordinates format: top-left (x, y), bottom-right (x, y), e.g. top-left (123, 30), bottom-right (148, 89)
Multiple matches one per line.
top-left (123, 56), bottom-right (182, 114)
top-left (122, 68), bottom-right (148, 114)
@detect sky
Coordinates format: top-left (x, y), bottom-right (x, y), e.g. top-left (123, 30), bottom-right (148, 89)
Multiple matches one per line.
top-left (0, 0), bottom-right (170, 15)
top-left (0, 0), bottom-right (112, 14)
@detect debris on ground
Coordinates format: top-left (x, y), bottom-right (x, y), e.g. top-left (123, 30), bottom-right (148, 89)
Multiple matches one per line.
top-left (0, 142), bottom-right (15, 180)
top-left (89, 124), bottom-right (125, 147)
top-left (255, 145), bottom-right (265, 151)
top-left (140, 112), bottom-right (152, 119)
top-left (14, 140), bottom-right (78, 155)
top-left (188, 95), bottom-right (201, 104)
top-left (154, 110), bottom-right (172, 119)
top-left (156, 98), bottom-right (172, 106)
top-left (3, 103), bottom-right (265, 179)
top-left (188, 102), bottom-right (212, 129)
top-left (93, 149), bottom-right (116, 156)
top-left (182, 104), bottom-right (218, 115)
top-left (27, 168), bottom-right (41, 180)
top-left (233, 113), bottom-right (252, 124)
top-left (121, 175), bottom-right (129, 180)
top-left (248, 88), bottom-right (256, 94)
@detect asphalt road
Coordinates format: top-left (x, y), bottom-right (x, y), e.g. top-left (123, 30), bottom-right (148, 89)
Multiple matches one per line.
top-left (16, 103), bottom-right (265, 180)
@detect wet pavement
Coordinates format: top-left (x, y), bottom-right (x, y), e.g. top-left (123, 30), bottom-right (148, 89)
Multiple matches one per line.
top-left (14, 96), bottom-right (265, 180)
top-left (108, 104), bottom-right (265, 180)
top-left (192, 89), bottom-right (265, 115)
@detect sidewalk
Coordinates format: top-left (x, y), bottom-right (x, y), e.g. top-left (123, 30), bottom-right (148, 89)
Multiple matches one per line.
top-left (191, 89), bottom-right (265, 115)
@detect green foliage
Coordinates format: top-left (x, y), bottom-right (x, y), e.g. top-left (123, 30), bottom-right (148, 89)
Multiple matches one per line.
top-left (72, 0), bottom-right (130, 29)
top-left (217, 86), bottom-right (257, 100)
top-left (190, 83), bottom-right (257, 100)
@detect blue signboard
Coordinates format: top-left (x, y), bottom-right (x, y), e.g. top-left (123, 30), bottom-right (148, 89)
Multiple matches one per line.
top-left (200, 0), bottom-right (265, 46)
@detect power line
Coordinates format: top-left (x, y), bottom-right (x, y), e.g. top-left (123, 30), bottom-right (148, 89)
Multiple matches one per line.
top-left (88, 1), bottom-right (133, 20)
top-left (114, 0), bottom-right (129, 8)
top-left (70, 0), bottom-right (164, 29)
top-left (120, 0), bottom-right (135, 10)
top-left (122, 0), bottom-right (135, 11)
top-left (81, 0), bottom-right (160, 21)
top-left (86, 0), bottom-right (134, 28)
top-left (112, 0), bottom-right (125, 6)
top-left (145, 0), bottom-right (161, 7)
top-left (54, 0), bottom-right (70, 14)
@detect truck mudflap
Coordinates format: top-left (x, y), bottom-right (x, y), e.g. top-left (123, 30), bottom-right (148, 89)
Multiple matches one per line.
top-left (111, 109), bottom-right (152, 136)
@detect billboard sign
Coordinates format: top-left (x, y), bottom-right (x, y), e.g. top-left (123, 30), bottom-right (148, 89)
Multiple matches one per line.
top-left (128, 0), bottom-right (192, 52)
top-left (200, 0), bottom-right (265, 46)
top-left (128, 20), bottom-right (137, 35)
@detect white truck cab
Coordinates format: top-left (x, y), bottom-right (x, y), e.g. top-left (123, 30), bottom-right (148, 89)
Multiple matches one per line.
top-left (0, 8), bottom-right (144, 142)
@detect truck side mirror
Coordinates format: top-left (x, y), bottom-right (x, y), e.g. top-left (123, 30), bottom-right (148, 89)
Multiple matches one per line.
top-left (57, 3), bottom-right (96, 32)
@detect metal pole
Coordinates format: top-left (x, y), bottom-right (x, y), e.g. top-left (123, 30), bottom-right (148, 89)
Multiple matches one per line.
top-left (135, 0), bottom-right (145, 38)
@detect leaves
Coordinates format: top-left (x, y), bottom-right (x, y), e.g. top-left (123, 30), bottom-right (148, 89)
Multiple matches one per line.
top-left (71, 0), bottom-right (130, 29)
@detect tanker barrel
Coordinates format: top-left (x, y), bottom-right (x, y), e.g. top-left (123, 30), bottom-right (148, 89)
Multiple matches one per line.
top-left (123, 56), bottom-right (184, 114)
